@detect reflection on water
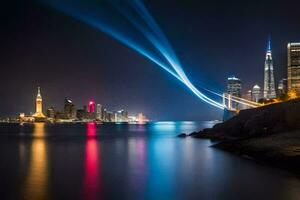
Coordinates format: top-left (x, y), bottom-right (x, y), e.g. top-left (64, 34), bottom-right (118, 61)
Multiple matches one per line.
top-left (128, 138), bottom-right (146, 192)
top-left (83, 122), bottom-right (102, 200)
top-left (150, 121), bottom-right (198, 134)
top-left (0, 121), bottom-right (299, 200)
top-left (86, 122), bottom-right (97, 137)
top-left (147, 138), bottom-right (176, 199)
top-left (22, 123), bottom-right (48, 200)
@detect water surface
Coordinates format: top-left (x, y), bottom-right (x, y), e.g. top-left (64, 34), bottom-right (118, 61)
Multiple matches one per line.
top-left (0, 121), bottom-right (299, 200)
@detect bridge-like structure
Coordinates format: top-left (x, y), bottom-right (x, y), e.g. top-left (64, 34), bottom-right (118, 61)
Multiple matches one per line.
top-left (222, 93), bottom-right (262, 111)
top-left (219, 93), bottom-right (263, 121)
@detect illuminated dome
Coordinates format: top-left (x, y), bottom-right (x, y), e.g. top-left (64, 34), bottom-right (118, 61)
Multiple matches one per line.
top-left (253, 84), bottom-right (260, 89)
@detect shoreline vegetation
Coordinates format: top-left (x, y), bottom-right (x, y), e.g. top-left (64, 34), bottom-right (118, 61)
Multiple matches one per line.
top-left (182, 99), bottom-right (300, 177)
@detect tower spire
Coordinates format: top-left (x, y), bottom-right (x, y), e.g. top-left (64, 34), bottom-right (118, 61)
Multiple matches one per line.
top-left (32, 86), bottom-right (46, 119)
top-left (263, 37), bottom-right (276, 99)
top-left (37, 86), bottom-right (42, 99)
top-left (267, 36), bottom-right (272, 52)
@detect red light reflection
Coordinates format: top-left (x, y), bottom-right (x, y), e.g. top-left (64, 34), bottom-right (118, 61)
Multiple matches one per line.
top-left (83, 123), bottom-right (103, 200)
top-left (86, 122), bottom-right (97, 137)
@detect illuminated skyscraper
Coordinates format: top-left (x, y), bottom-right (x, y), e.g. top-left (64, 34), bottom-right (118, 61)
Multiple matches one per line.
top-left (33, 87), bottom-right (46, 119)
top-left (88, 101), bottom-right (95, 113)
top-left (227, 77), bottom-right (242, 109)
top-left (252, 84), bottom-right (261, 102)
top-left (278, 78), bottom-right (288, 97)
top-left (96, 104), bottom-right (102, 120)
top-left (64, 99), bottom-right (76, 119)
top-left (227, 77), bottom-right (242, 97)
top-left (263, 39), bottom-right (276, 99)
top-left (287, 43), bottom-right (300, 96)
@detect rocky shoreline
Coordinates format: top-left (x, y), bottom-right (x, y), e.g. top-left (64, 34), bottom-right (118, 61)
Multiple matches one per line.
top-left (183, 99), bottom-right (300, 177)
top-left (212, 131), bottom-right (300, 177)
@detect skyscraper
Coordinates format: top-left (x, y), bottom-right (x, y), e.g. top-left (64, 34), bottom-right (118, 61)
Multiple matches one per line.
top-left (287, 43), bottom-right (300, 96)
top-left (88, 101), bottom-right (95, 113)
top-left (64, 99), bottom-right (76, 119)
top-left (227, 77), bottom-right (242, 97)
top-left (96, 104), bottom-right (102, 120)
top-left (46, 107), bottom-right (55, 119)
top-left (252, 84), bottom-right (261, 103)
top-left (227, 77), bottom-right (242, 109)
top-left (278, 78), bottom-right (288, 97)
top-left (32, 87), bottom-right (46, 120)
top-left (263, 39), bottom-right (276, 99)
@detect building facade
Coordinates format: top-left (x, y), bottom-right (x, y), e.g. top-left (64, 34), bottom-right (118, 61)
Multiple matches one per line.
top-left (227, 77), bottom-right (242, 97)
top-left (64, 99), bottom-right (76, 119)
top-left (252, 84), bottom-right (261, 103)
top-left (227, 77), bottom-right (242, 109)
top-left (287, 43), bottom-right (300, 96)
top-left (278, 78), bottom-right (288, 97)
top-left (88, 101), bottom-right (95, 113)
top-left (263, 39), bottom-right (276, 99)
top-left (96, 104), bottom-right (102, 120)
top-left (46, 107), bottom-right (55, 119)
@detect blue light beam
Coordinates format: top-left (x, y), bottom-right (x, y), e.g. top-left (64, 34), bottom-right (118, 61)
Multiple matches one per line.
top-left (43, 0), bottom-right (225, 110)
top-left (111, 1), bottom-right (224, 109)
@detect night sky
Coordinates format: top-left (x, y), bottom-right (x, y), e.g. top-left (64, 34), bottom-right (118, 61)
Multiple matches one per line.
top-left (1, 0), bottom-right (300, 120)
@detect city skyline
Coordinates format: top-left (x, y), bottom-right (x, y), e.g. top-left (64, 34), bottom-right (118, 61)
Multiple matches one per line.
top-left (17, 86), bottom-right (148, 123)
top-left (1, 0), bottom-right (300, 120)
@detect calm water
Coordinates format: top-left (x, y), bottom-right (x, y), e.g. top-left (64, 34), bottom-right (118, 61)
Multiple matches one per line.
top-left (0, 121), bottom-right (299, 200)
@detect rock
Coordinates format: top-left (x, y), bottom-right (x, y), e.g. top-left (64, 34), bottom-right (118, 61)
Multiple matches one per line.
top-left (196, 99), bottom-right (300, 139)
top-left (188, 131), bottom-right (198, 136)
top-left (177, 133), bottom-right (187, 138)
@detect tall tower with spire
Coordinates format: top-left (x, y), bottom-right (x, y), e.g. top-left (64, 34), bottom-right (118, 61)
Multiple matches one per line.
top-left (263, 38), bottom-right (276, 99)
top-left (33, 87), bottom-right (46, 119)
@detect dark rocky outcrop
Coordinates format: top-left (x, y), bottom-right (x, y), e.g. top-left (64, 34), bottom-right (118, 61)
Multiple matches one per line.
top-left (177, 133), bottom-right (187, 138)
top-left (192, 99), bottom-right (300, 176)
top-left (193, 99), bottom-right (300, 139)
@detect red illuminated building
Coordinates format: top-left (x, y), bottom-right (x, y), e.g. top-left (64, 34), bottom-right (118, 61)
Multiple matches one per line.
top-left (88, 101), bottom-right (95, 113)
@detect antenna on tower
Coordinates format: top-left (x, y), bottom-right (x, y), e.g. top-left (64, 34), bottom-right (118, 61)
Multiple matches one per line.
top-left (37, 86), bottom-right (42, 98)
top-left (267, 36), bottom-right (272, 52)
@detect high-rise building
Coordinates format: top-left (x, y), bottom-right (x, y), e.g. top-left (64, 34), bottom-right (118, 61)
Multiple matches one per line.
top-left (32, 87), bottom-right (46, 120)
top-left (252, 84), bottom-right (261, 103)
top-left (123, 110), bottom-right (128, 120)
top-left (278, 78), bottom-right (288, 97)
top-left (227, 77), bottom-right (242, 97)
top-left (46, 107), bottom-right (55, 119)
top-left (227, 77), bottom-right (242, 109)
top-left (88, 101), bottom-right (95, 113)
top-left (105, 111), bottom-right (113, 122)
top-left (263, 39), bottom-right (276, 99)
top-left (64, 99), bottom-right (76, 119)
top-left (287, 43), bottom-right (300, 96)
top-left (114, 109), bottom-right (129, 122)
top-left (96, 104), bottom-right (102, 120)
top-left (102, 109), bottom-right (107, 121)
